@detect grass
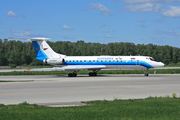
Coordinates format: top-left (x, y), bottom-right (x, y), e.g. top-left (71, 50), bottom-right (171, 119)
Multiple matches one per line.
top-left (0, 97), bottom-right (180, 120)
top-left (0, 69), bottom-right (180, 76)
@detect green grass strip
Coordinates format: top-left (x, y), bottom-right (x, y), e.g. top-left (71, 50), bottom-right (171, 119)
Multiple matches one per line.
top-left (0, 69), bottom-right (179, 75)
top-left (0, 97), bottom-right (180, 120)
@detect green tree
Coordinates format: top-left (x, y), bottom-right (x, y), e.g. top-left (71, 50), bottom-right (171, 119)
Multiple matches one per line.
top-left (0, 54), bottom-right (7, 65)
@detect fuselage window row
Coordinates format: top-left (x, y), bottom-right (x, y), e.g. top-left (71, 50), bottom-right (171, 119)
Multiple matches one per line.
top-left (65, 60), bottom-right (131, 63)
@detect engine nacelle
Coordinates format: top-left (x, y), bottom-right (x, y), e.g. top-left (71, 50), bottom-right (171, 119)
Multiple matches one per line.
top-left (43, 58), bottom-right (65, 65)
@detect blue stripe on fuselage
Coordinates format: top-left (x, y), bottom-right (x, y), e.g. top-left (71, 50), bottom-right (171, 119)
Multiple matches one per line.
top-left (61, 60), bottom-right (154, 68)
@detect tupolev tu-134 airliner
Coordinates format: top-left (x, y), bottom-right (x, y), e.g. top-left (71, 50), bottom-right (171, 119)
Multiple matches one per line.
top-left (9, 37), bottom-right (164, 77)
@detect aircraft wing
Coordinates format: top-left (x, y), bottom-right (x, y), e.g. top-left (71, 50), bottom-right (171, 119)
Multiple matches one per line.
top-left (26, 65), bottom-right (106, 71)
top-left (60, 65), bottom-right (106, 71)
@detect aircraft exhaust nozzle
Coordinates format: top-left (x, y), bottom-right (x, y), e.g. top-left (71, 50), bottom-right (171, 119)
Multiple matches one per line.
top-left (43, 58), bottom-right (65, 65)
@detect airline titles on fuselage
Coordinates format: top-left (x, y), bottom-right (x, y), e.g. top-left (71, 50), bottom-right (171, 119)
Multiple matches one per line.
top-left (97, 57), bottom-right (123, 60)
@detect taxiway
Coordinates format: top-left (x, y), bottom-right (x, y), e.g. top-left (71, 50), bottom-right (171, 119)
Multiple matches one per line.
top-left (0, 74), bottom-right (180, 106)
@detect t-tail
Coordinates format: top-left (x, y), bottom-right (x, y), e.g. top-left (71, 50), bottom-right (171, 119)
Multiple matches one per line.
top-left (8, 37), bottom-right (66, 65)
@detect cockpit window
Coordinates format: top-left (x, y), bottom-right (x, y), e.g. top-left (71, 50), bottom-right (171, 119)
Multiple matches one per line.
top-left (149, 57), bottom-right (159, 62)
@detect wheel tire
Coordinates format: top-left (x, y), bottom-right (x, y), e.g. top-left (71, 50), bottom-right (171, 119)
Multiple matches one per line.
top-left (72, 73), bottom-right (77, 77)
top-left (68, 73), bottom-right (73, 77)
top-left (144, 73), bottom-right (149, 76)
top-left (93, 73), bottom-right (97, 76)
top-left (89, 72), bottom-right (93, 76)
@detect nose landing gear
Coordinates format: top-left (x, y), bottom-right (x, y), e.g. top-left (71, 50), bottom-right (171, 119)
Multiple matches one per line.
top-left (144, 69), bottom-right (149, 76)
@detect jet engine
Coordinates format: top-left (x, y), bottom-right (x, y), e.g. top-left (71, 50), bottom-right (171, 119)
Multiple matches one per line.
top-left (43, 58), bottom-right (65, 65)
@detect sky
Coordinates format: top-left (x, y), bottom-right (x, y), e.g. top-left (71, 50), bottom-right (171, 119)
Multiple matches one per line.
top-left (1, 0), bottom-right (180, 47)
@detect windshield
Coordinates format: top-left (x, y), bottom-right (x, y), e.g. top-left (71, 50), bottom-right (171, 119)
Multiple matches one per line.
top-left (149, 57), bottom-right (159, 62)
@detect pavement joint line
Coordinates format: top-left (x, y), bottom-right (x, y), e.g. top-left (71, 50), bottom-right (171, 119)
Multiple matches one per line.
top-left (1, 88), bottom-right (180, 96)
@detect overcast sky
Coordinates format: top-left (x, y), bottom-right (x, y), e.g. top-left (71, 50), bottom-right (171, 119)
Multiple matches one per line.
top-left (1, 0), bottom-right (180, 47)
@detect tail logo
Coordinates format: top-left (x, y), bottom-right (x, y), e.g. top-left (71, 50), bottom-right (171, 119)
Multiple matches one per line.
top-left (36, 47), bottom-right (48, 51)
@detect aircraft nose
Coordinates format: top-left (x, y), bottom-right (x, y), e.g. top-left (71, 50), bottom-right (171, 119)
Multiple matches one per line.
top-left (152, 62), bottom-right (164, 68)
top-left (159, 62), bottom-right (164, 67)
top-left (162, 62), bottom-right (165, 66)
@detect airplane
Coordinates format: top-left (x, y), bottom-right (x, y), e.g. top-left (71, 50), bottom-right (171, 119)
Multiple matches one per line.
top-left (9, 37), bottom-right (164, 77)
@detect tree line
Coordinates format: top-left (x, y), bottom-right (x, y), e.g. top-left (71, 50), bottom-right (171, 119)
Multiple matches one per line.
top-left (0, 38), bottom-right (180, 66)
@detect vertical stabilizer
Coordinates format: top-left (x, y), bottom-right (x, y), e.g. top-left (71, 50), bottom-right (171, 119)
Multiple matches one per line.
top-left (9, 37), bottom-right (66, 62)
top-left (31, 38), bottom-right (65, 61)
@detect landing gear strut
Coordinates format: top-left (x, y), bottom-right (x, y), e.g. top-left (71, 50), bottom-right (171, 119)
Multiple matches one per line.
top-left (68, 70), bottom-right (80, 77)
top-left (144, 69), bottom-right (149, 76)
top-left (89, 69), bottom-right (100, 76)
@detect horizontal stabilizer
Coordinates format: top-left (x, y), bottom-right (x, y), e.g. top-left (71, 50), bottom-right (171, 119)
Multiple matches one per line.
top-left (8, 37), bottom-right (50, 41)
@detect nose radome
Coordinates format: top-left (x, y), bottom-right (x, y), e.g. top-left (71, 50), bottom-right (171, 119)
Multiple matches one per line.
top-left (160, 62), bottom-right (164, 67)
top-left (162, 63), bottom-right (165, 66)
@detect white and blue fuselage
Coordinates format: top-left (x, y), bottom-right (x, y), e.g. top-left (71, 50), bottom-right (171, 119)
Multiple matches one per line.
top-left (55, 56), bottom-right (164, 70)
top-left (10, 37), bottom-right (164, 77)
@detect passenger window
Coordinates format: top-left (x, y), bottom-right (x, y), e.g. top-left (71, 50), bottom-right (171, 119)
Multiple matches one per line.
top-left (97, 60), bottom-right (99, 62)
top-left (84, 60), bottom-right (86, 62)
top-left (113, 60), bottom-right (115, 62)
top-left (105, 60), bottom-right (107, 62)
top-left (73, 60), bottom-right (75, 62)
top-left (93, 60), bottom-right (95, 62)
top-left (109, 60), bottom-right (111, 62)
top-left (69, 60), bottom-right (71, 62)
top-left (101, 60), bottom-right (103, 62)
top-left (89, 60), bottom-right (91, 62)
top-left (76, 60), bottom-right (78, 62)
top-left (117, 60), bottom-right (119, 62)
top-left (80, 60), bottom-right (82, 62)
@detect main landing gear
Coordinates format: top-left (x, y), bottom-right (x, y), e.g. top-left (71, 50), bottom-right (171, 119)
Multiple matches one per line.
top-left (144, 69), bottom-right (149, 76)
top-left (68, 70), bottom-right (79, 77)
top-left (89, 69), bottom-right (100, 76)
top-left (68, 69), bottom-right (100, 77)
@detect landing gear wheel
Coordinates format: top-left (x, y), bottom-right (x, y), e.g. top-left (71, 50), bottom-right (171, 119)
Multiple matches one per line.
top-left (89, 72), bottom-right (93, 76)
top-left (68, 73), bottom-right (73, 77)
top-left (72, 73), bottom-right (77, 77)
top-left (144, 73), bottom-right (149, 76)
top-left (89, 72), bottom-right (97, 76)
top-left (68, 73), bottom-right (77, 77)
top-left (93, 72), bottom-right (97, 76)
top-left (144, 69), bottom-right (149, 76)
top-left (68, 70), bottom-right (79, 77)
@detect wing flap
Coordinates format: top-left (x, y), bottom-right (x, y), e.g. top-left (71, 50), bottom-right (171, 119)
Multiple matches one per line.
top-left (60, 65), bottom-right (106, 71)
